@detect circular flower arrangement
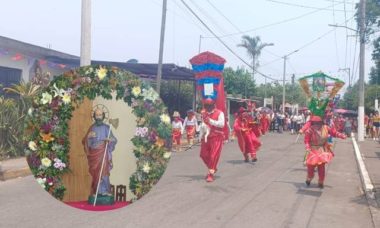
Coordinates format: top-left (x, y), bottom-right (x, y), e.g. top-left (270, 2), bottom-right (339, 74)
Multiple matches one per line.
top-left (24, 65), bottom-right (172, 200)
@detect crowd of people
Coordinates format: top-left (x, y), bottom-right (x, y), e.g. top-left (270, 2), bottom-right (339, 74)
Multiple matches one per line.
top-left (267, 110), bottom-right (364, 138)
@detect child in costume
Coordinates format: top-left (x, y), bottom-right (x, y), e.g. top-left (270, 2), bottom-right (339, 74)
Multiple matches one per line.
top-left (171, 111), bottom-right (183, 152)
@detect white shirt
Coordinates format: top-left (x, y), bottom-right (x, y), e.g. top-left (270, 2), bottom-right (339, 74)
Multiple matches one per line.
top-left (183, 116), bottom-right (198, 127)
top-left (208, 111), bottom-right (225, 128)
top-left (172, 121), bottom-right (183, 130)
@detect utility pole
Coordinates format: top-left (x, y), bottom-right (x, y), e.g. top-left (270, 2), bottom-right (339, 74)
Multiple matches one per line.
top-left (358, 0), bottom-right (366, 142)
top-left (80, 0), bottom-right (91, 66)
top-left (282, 55), bottom-right (287, 113)
top-left (156, 0), bottom-right (168, 95)
top-left (198, 35), bottom-right (202, 53)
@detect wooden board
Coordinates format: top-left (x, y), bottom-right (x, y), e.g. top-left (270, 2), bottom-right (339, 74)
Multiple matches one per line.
top-left (62, 99), bottom-right (93, 202)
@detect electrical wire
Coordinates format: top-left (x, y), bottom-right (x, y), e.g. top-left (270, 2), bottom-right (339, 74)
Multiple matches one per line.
top-left (202, 2), bottom-right (345, 38)
top-left (266, 0), bottom-right (353, 12)
top-left (180, 0), bottom-right (281, 81)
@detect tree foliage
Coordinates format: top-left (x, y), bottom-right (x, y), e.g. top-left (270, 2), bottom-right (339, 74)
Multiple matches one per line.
top-left (223, 67), bottom-right (256, 98)
top-left (340, 82), bottom-right (380, 112)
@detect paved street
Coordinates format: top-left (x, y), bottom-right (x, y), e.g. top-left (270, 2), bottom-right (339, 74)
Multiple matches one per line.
top-left (0, 133), bottom-right (377, 228)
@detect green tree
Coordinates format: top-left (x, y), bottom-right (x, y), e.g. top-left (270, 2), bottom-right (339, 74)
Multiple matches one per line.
top-left (237, 35), bottom-right (273, 81)
top-left (340, 82), bottom-right (380, 112)
top-left (159, 80), bottom-right (194, 118)
top-left (223, 67), bottom-right (256, 98)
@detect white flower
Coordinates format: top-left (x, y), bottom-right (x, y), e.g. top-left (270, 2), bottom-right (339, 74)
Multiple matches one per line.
top-left (142, 87), bottom-right (159, 101)
top-left (142, 163), bottom-right (151, 173)
top-left (36, 177), bottom-right (46, 188)
top-left (61, 92), bottom-right (71, 104)
top-left (40, 92), bottom-right (52, 105)
top-left (160, 114), bottom-right (170, 124)
top-left (163, 152), bottom-right (171, 159)
top-left (52, 83), bottom-right (65, 98)
top-left (27, 108), bottom-right (34, 116)
top-left (41, 157), bottom-right (52, 168)
top-left (85, 67), bottom-right (94, 75)
top-left (28, 141), bottom-right (37, 151)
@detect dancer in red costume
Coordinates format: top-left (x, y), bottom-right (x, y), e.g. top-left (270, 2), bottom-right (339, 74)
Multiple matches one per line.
top-left (234, 107), bottom-right (261, 162)
top-left (200, 98), bottom-right (225, 182)
top-left (183, 109), bottom-right (198, 148)
top-left (304, 116), bottom-right (346, 188)
top-left (260, 111), bottom-right (270, 135)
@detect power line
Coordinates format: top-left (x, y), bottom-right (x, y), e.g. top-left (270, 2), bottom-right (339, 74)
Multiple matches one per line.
top-left (180, 0), bottom-right (281, 81)
top-left (202, 1), bottom-right (344, 38)
top-left (204, 0), bottom-right (283, 65)
top-left (206, 0), bottom-right (242, 33)
top-left (266, 0), bottom-right (353, 12)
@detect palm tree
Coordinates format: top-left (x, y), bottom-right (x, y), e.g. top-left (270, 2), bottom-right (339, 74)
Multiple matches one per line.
top-left (237, 35), bottom-right (273, 81)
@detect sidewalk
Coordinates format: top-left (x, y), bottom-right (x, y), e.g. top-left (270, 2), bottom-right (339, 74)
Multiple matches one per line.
top-left (0, 157), bottom-right (31, 181)
top-left (358, 139), bottom-right (380, 207)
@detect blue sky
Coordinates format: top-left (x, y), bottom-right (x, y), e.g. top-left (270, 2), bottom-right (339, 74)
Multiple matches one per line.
top-left (0, 0), bottom-right (373, 88)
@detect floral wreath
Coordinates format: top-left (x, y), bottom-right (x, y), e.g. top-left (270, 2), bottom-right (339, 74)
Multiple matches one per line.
top-left (24, 65), bottom-right (172, 200)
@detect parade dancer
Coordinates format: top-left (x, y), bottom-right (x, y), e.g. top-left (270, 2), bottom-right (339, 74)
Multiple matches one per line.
top-left (234, 107), bottom-right (261, 162)
top-left (260, 111), bottom-right (270, 135)
top-left (200, 98), bottom-right (225, 182)
top-left (183, 109), bottom-right (198, 147)
top-left (171, 111), bottom-right (183, 152)
top-left (304, 116), bottom-right (346, 188)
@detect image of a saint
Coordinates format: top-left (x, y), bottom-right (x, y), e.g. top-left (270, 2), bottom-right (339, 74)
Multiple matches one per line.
top-left (82, 107), bottom-right (117, 197)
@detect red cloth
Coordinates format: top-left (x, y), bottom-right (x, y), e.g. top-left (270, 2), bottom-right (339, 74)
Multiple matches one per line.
top-left (189, 51), bottom-right (226, 65)
top-left (82, 130), bottom-right (110, 195)
top-left (307, 164), bottom-right (326, 182)
top-left (186, 125), bottom-right (196, 140)
top-left (200, 137), bottom-right (224, 170)
top-left (304, 125), bottom-right (346, 166)
top-left (172, 128), bottom-right (181, 145)
top-left (65, 201), bottom-right (130, 211)
top-left (200, 108), bottom-right (225, 171)
top-left (261, 114), bottom-right (270, 134)
top-left (233, 117), bottom-right (261, 157)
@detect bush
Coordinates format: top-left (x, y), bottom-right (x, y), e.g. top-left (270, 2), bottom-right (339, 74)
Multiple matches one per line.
top-left (0, 97), bottom-right (25, 159)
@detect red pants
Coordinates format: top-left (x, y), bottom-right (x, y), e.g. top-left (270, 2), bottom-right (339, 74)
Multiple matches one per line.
top-left (242, 133), bottom-right (261, 158)
top-left (307, 164), bottom-right (326, 183)
top-left (200, 136), bottom-right (224, 171)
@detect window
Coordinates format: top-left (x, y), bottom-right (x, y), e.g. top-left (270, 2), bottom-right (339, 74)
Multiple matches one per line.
top-left (0, 66), bottom-right (22, 98)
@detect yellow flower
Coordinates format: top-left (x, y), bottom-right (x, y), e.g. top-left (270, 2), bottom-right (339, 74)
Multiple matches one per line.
top-left (40, 132), bottom-right (55, 143)
top-left (160, 114), bottom-right (170, 124)
top-left (28, 141), bottom-right (37, 151)
top-left (41, 157), bottom-right (52, 168)
top-left (96, 66), bottom-right (108, 80)
top-left (132, 86), bottom-right (141, 97)
top-left (41, 92), bottom-right (52, 105)
top-left (61, 93), bottom-right (71, 104)
top-left (142, 162), bottom-right (151, 173)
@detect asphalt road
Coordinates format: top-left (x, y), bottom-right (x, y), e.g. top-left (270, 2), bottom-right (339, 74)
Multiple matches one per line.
top-left (0, 133), bottom-right (375, 228)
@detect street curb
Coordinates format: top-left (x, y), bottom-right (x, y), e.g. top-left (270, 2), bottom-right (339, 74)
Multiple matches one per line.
top-left (351, 134), bottom-right (375, 199)
top-left (351, 134), bottom-right (380, 228)
top-left (0, 166), bottom-right (31, 181)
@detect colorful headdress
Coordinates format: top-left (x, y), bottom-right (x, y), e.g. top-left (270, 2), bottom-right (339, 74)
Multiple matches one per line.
top-left (298, 71), bottom-right (344, 117)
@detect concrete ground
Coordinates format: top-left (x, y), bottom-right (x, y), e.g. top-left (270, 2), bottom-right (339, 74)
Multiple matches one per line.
top-left (0, 133), bottom-right (376, 228)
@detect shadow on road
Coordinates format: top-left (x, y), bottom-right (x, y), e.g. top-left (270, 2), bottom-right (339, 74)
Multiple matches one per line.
top-left (226, 160), bottom-right (255, 166)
